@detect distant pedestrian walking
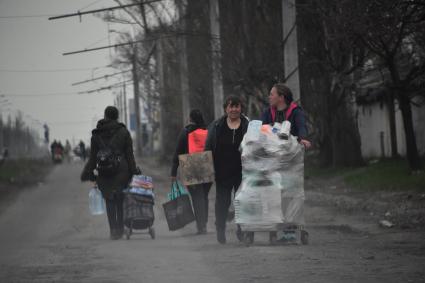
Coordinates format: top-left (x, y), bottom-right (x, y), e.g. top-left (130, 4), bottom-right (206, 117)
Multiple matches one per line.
top-left (171, 109), bottom-right (211, 235)
top-left (64, 140), bottom-right (71, 163)
top-left (79, 140), bottom-right (86, 161)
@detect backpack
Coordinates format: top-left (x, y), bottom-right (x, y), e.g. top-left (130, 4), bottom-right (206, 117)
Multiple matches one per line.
top-left (96, 133), bottom-right (121, 177)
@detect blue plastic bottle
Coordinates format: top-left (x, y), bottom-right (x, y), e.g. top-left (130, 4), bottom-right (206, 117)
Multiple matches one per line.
top-left (89, 186), bottom-right (105, 215)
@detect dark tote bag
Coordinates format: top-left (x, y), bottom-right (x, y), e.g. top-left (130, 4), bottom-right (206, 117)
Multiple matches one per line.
top-left (162, 182), bottom-right (195, 231)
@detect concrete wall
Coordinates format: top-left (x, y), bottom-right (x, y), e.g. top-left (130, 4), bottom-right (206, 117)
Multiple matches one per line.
top-left (357, 98), bottom-right (425, 158)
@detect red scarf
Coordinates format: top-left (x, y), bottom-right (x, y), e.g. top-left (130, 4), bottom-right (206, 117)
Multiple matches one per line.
top-left (270, 102), bottom-right (298, 122)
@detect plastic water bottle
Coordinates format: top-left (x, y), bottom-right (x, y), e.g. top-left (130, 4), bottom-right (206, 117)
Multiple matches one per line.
top-left (246, 120), bottom-right (262, 141)
top-left (89, 187), bottom-right (105, 215)
top-left (278, 121), bottom-right (291, 140)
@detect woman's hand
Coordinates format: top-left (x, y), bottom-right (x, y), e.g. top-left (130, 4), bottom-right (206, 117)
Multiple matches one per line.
top-left (300, 139), bottom-right (312, 149)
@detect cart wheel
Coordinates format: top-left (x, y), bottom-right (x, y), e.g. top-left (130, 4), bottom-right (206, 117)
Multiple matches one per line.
top-left (243, 232), bottom-right (254, 246)
top-left (269, 231), bottom-right (277, 245)
top-left (124, 227), bottom-right (130, 240)
top-left (149, 227), bottom-right (156, 239)
top-left (301, 230), bottom-right (309, 245)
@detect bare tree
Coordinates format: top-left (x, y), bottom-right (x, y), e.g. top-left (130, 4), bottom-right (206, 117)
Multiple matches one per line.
top-left (297, 0), bottom-right (366, 167)
top-left (353, 0), bottom-right (425, 171)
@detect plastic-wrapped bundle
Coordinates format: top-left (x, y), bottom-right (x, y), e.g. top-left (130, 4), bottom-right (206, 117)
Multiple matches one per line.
top-left (235, 122), bottom-right (305, 227)
top-left (240, 125), bottom-right (303, 174)
top-left (123, 187), bottom-right (155, 198)
top-left (129, 175), bottom-right (154, 190)
top-left (234, 177), bottom-right (283, 225)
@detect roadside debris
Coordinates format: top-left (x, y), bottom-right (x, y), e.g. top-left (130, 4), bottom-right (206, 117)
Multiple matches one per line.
top-left (379, 220), bottom-right (394, 228)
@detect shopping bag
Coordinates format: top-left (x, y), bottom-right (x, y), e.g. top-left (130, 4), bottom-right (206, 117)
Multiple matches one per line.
top-left (162, 182), bottom-right (195, 231)
top-left (167, 180), bottom-right (189, 200)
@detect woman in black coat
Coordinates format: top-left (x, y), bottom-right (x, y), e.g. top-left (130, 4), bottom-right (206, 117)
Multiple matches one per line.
top-left (81, 106), bottom-right (139, 240)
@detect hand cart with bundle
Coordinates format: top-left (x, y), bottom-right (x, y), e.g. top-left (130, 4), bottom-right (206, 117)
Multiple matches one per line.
top-left (235, 122), bottom-right (308, 246)
top-left (123, 175), bottom-right (155, 240)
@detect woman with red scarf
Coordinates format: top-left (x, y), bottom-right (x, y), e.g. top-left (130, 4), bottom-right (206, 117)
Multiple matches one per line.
top-left (261, 83), bottom-right (311, 149)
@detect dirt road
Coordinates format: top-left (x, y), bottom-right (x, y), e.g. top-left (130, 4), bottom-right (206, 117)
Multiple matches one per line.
top-left (0, 161), bottom-right (424, 282)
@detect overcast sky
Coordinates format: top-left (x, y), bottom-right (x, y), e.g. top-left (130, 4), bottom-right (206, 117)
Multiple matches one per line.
top-left (0, 0), bottom-right (129, 146)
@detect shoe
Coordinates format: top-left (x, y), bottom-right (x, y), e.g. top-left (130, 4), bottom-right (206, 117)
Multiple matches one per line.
top-left (236, 225), bottom-right (243, 242)
top-left (217, 229), bottom-right (226, 244)
top-left (110, 229), bottom-right (118, 240)
top-left (226, 210), bottom-right (235, 222)
top-left (110, 229), bottom-right (123, 240)
top-left (197, 227), bottom-right (207, 235)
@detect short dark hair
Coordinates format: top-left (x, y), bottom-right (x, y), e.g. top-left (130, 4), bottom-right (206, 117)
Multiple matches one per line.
top-left (104, 106), bottom-right (119, 120)
top-left (189, 109), bottom-right (205, 126)
top-left (273, 83), bottom-right (293, 104)
top-left (223, 95), bottom-right (243, 110)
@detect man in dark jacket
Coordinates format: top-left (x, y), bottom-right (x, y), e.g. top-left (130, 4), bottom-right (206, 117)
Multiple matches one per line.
top-left (171, 109), bottom-right (211, 234)
top-left (205, 95), bottom-right (249, 244)
top-left (81, 106), bottom-right (139, 240)
top-left (262, 83), bottom-right (311, 149)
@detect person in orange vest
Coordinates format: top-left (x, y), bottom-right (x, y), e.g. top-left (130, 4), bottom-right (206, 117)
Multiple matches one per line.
top-left (171, 109), bottom-right (211, 234)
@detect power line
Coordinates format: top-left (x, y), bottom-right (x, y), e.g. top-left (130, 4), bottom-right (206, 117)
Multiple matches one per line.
top-left (78, 79), bottom-right (132, 94)
top-left (72, 69), bottom-right (131, 86)
top-left (2, 90), bottom-right (113, 97)
top-left (49, 120), bottom-right (92, 125)
top-left (0, 66), bottom-right (111, 73)
top-left (63, 31), bottom-right (219, 56)
top-left (2, 92), bottom-right (80, 97)
top-left (79, 0), bottom-right (107, 11)
top-left (48, 0), bottom-right (163, 20)
top-left (0, 14), bottom-right (54, 19)
top-left (63, 35), bottom-right (174, 56)
top-left (0, 0), bottom-right (105, 20)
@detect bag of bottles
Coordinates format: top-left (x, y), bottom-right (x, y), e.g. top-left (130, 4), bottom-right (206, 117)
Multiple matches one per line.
top-left (89, 186), bottom-right (105, 215)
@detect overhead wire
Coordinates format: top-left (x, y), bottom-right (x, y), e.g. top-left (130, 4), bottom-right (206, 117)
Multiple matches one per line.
top-left (0, 65), bottom-right (112, 73)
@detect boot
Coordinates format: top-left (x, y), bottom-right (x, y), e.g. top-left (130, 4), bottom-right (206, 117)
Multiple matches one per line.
top-left (216, 228), bottom-right (226, 244)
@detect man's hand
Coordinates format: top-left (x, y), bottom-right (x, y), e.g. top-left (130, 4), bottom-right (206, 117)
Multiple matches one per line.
top-left (300, 139), bottom-right (312, 149)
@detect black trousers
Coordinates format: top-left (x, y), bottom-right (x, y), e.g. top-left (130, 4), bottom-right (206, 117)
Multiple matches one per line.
top-left (188, 183), bottom-right (211, 231)
top-left (215, 176), bottom-right (241, 231)
top-left (105, 192), bottom-right (124, 233)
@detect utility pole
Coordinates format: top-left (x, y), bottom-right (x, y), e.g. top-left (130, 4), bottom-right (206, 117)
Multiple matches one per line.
top-left (131, 45), bottom-right (143, 157)
top-left (177, 0), bottom-right (190, 124)
top-left (156, 39), bottom-right (165, 151)
top-left (123, 82), bottom-right (128, 126)
top-left (209, 0), bottom-right (224, 119)
top-left (282, 0), bottom-right (301, 101)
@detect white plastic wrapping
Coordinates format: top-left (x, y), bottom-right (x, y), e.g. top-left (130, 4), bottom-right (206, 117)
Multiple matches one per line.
top-left (235, 123), bottom-right (305, 228)
top-left (234, 176), bottom-right (283, 225)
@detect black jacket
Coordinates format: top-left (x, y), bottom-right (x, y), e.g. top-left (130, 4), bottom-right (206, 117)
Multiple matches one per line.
top-left (81, 119), bottom-right (138, 199)
top-left (205, 115), bottom-right (249, 154)
top-left (205, 115), bottom-right (249, 182)
top-left (171, 123), bottom-right (206, 177)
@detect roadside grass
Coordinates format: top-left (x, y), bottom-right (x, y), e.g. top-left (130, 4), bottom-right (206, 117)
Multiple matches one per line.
top-left (0, 158), bottom-right (52, 186)
top-left (306, 158), bottom-right (425, 192)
